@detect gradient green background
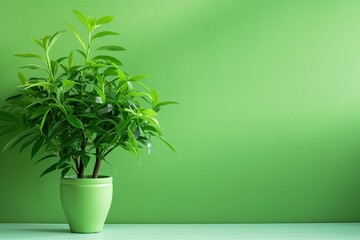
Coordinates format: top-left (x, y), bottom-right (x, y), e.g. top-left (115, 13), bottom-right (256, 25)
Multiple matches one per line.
top-left (1, 0), bottom-right (360, 223)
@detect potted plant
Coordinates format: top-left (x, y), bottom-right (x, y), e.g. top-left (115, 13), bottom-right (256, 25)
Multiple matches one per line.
top-left (0, 10), bottom-right (176, 233)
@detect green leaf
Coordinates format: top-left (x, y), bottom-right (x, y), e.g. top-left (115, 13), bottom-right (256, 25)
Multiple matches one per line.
top-left (29, 106), bottom-right (50, 120)
top-left (19, 135), bottom-right (39, 153)
top-left (68, 51), bottom-right (73, 68)
top-left (31, 38), bottom-right (44, 49)
top-left (31, 137), bottom-right (44, 159)
top-left (128, 74), bottom-right (150, 82)
top-left (56, 56), bottom-right (68, 63)
top-left (76, 49), bottom-right (87, 59)
top-left (14, 53), bottom-right (42, 59)
top-left (65, 98), bottom-right (89, 108)
top-left (126, 91), bottom-right (152, 100)
top-left (0, 110), bottom-right (21, 123)
top-left (116, 69), bottom-right (126, 81)
top-left (93, 55), bottom-right (122, 66)
top-left (23, 81), bottom-right (51, 90)
top-left (128, 128), bottom-right (140, 159)
top-left (2, 131), bottom-right (33, 152)
top-left (34, 154), bottom-right (57, 165)
top-left (91, 31), bottom-right (119, 41)
top-left (150, 89), bottom-right (159, 107)
top-left (5, 94), bottom-right (22, 102)
top-left (42, 35), bottom-right (51, 50)
top-left (81, 155), bottom-right (90, 167)
top-left (40, 106), bottom-right (52, 133)
top-left (50, 60), bottom-right (59, 76)
top-left (0, 125), bottom-right (20, 136)
top-left (62, 79), bottom-right (77, 92)
top-left (96, 45), bottom-right (125, 51)
top-left (66, 114), bottom-right (84, 129)
top-left (61, 167), bottom-right (71, 177)
top-left (96, 75), bottom-right (104, 89)
top-left (67, 22), bottom-right (86, 51)
top-left (48, 120), bottom-right (62, 139)
top-left (20, 64), bottom-right (47, 71)
top-left (154, 101), bottom-right (179, 112)
top-left (49, 30), bottom-right (65, 50)
top-left (73, 10), bottom-right (89, 29)
top-left (96, 16), bottom-right (114, 26)
top-left (94, 85), bottom-right (106, 103)
top-left (89, 17), bottom-right (97, 31)
top-left (157, 135), bottom-right (176, 153)
top-left (57, 157), bottom-right (69, 168)
top-left (40, 162), bottom-right (58, 177)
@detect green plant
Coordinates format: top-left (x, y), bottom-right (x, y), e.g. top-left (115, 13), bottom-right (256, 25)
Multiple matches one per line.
top-left (0, 10), bottom-right (176, 178)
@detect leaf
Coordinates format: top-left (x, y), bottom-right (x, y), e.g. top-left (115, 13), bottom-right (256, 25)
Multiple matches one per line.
top-left (76, 49), bottom-right (87, 59)
top-left (31, 38), bottom-right (44, 49)
top-left (96, 16), bottom-right (114, 25)
top-left (2, 131), bottom-right (33, 152)
top-left (126, 91), bottom-right (152, 100)
top-left (56, 56), bottom-right (68, 63)
top-left (49, 30), bottom-right (66, 50)
top-left (61, 167), bottom-right (71, 177)
top-left (128, 74), bottom-right (150, 82)
top-left (19, 135), bottom-right (39, 153)
top-left (154, 101), bottom-right (179, 111)
top-left (94, 85), bottom-right (106, 103)
top-left (81, 155), bottom-right (90, 167)
top-left (40, 162), bottom-right (58, 177)
top-left (73, 10), bottom-right (89, 29)
top-left (66, 114), bottom-right (84, 129)
top-left (20, 64), bottom-right (47, 71)
top-left (67, 22), bottom-right (86, 51)
top-left (18, 72), bottom-right (27, 84)
top-left (93, 55), bottom-right (122, 66)
top-left (127, 128), bottom-right (140, 159)
top-left (62, 79), bottom-right (77, 92)
top-left (50, 60), bottom-right (59, 76)
top-left (57, 157), bottom-right (69, 168)
top-left (40, 106), bottom-right (52, 133)
top-left (29, 106), bottom-right (50, 120)
top-left (23, 81), bottom-right (51, 90)
top-left (96, 75), bottom-right (104, 89)
top-left (0, 125), bottom-right (20, 136)
top-left (68, 51), bottom-right (73, 68)
top-left (5, 94), bottom-right (22, 102)
top-left (42, 35), bottom-right (51, 50)
top-left (31, 137), bottom-right (44, 159)
top-left (89, 17), bottom-right (97, 31)
top-left (157, 135), bottom-right (176, 153)
top-left (96, 45), bottom-right (125, 52)
top-left (14, 53), bottom-right (42, 59)
top-left (150, 89), bottom-right (159, 107)
top-left (116, 69), bottom-right (126, 81)
top-left (0, 110), bottom-right (21, 123)
top-left (91, 31), bottom-right (119, 41)
top-left (34, 154), bottom-right (57, 165)
top-left (48, 120), bottom-right (62, 139)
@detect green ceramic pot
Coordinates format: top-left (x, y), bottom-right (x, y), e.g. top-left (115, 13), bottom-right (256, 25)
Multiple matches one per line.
top-left (60, 175), bottom-right (113, 233)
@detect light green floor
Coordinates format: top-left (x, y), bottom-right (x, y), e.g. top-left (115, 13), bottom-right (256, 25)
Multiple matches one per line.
top-left (1, 223), bottom-right (360, 239)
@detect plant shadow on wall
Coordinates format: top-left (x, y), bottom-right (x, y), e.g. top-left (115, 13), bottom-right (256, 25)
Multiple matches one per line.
top-left (0, 10), bottom-right (177, 179)
top-left (0, 10), bottom-right (177, 233)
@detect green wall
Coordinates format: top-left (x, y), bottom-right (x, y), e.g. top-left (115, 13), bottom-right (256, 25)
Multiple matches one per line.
top-left (1, 0), bottom-right (360, 223)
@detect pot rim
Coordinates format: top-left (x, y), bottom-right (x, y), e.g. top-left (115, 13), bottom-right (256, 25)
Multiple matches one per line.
top-left (60, 175), bottom-right (113, 185)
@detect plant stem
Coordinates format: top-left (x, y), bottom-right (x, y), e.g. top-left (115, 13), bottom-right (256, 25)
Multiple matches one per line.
top-left (77, 140), bottom-right (87, 178)
top-left (92, 147), bottom-right (101, 178)
top-left (78, 160), bottom-right (84, 178)
top-left (72, 156), bottom-right (79, 171)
